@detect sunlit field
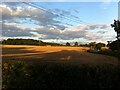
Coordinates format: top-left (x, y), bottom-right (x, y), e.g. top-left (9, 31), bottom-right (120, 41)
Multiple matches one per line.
top-left (1, 45), bottom-right (118, 65)
top-left (1, 45), bottom-right (120, 89)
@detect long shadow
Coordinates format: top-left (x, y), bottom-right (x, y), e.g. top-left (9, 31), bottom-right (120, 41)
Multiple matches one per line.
top-left (2, 47), bottom-right (118, 65)
top-left (33, 50), bottom-right (118, 65)
top-left (2, 47), bottom-right (45, 60)
top-left (39, 50), bottom-right (85, 60)
top-left (2, 47), bottom-right (40, 54)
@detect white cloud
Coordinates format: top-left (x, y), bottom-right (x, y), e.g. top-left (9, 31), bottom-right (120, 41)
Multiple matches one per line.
top-left (1, 4), bottom-right (60, 27)
top-left (0, 5), bottom-right (13, 20)
top-left (2, 19), bottom-right (113, 41)
top-left (2, 22), bottom-right (33, 37)
top-left (1, 2), bottom-right (116, 44)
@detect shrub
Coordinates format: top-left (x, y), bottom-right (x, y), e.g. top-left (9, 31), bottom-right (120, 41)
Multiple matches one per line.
top-left (2, 61), bottom-right (120, 89)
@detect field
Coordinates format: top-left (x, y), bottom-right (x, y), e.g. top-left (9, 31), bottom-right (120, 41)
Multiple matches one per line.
top-left (1, 45), bottom-right (118, 65)
top-left (1, 45), bottom-right (120, 89)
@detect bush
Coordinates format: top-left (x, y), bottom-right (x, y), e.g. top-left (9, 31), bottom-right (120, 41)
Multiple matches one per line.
top-left (108, 40), bottom-right (119, 51)
top-left (87, 49), bottom-right (119, 57)
top-left (2, 61), bottom-right (120, 89)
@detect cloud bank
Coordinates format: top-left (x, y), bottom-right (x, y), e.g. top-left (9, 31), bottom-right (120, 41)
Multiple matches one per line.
top-left (1, 2), bottom-right (116, 44)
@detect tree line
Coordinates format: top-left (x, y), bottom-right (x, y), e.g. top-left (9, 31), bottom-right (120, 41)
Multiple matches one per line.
top-left (1, 39), bottom-right (63, 46)
top-left (66, 41), bottom-right (106, 50)
top-left (1, 38), bottom-right (118, 51)
top-left (1, 39), bottom-right (105, 49)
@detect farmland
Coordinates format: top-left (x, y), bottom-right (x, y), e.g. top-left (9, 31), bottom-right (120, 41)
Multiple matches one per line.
top-left (1, 45), bottom-right (118, 65)
top-left (1, 45), bottom-right (120, 89)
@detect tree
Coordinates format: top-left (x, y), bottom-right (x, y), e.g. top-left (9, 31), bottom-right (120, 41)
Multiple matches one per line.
top-left (66, 42), bottom-right (70, 46)
top-left (108, 40), bottom-right (119, 51)
top-left (95, 43), bottom-right (105, 50)
top-left (111, 19), bottom-right (120, 33)
top-left (89, 42), bottom-right (96, 50)
top-left (111, 20), bottom-right (120, 58)
top-left (74, 42), bottom-right (78, 46)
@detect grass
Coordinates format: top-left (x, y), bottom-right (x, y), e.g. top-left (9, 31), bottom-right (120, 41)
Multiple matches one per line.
top-left (2, 60), bottom-right (120, 89)
top-left (87, 49), bottom-right (119, 58)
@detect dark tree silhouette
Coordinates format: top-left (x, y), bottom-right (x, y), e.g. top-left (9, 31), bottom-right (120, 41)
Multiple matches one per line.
top-left (74, 42), bottom-right (78, 46)
top-left (89, 42), bottom-right (96, 50)
top-left (2, 39), bottom-right (64, 46)
top-left (95, 43), bottom-right (105, 50)
top-left (111, 20), bottom-right (120, 59)
top-left (109, 40), bottom-right (119, 51)
top-left (111, 20), bottom-right (120, 39)
top-left (66, 42), bottom-right (71, 46)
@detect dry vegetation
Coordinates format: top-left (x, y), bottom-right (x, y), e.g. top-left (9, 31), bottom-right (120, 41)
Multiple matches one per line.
top-left (1, 45), bottom-right (118, 65)
top-left (1, 45), bottom-right (120, 89)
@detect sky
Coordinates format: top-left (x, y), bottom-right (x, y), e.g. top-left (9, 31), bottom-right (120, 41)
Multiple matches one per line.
top-left (0, 1), bottom-right (118, 44)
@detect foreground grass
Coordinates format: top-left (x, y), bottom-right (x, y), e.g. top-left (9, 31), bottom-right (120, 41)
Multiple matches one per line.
top-left (87, 49), bottom-right (119, 58)
top-left (2, 60), bottom-right (120, 89)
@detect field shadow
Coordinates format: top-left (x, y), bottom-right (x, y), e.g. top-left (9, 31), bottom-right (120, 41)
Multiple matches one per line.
top-left (2, 47), bottom-right (118, 65)
top-left (39, 50), bottom-right (86, 60)
top-left (2, 47), bottom-right (41, 54)
top-left (35, 50), bottom-right (118, 65)
top-left (2, 47), bottom-right (45, 60)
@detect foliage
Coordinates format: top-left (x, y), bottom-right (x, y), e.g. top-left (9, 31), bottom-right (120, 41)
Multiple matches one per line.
top-left (89, 42), bottom-right (106, 50)
top-left (2, 61), bottom-right (120, 89)
top-left (89, 42), bottom-right (96, 47)
top-left (79, 44), bottom-right (90, 47)
top-left (66, 42), bottom-right (71, 46)
top-left (87, 49), bottom-right (119, 57)
top-left (111, 19), bottom-right (120, 33)
top-left (2, 39), bottom-right (63, 46)
top-left (74, 42), bottom-right (78, 46)
top-left (95, 43), bottom-right (105, 50)
top-left (108, 40), bottom-right (119, 51)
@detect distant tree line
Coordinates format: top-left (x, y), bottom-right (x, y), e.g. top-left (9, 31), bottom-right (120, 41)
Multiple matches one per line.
top-left (2, 39), bottom-right (115, 51)
top-left (66, 42), bottom-right (90, 47)
top-left (89, 42), bottom-right (106, 50)
top-left (66, 42), bottom-right (106, 50)
top-left (2, 39), bottom-right (64, 46)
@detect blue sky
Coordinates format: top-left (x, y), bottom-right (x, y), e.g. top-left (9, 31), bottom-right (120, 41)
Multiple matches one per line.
top-left (36, 2), bottom-right (117, 24)
top-left (0, 2), bottom-right (118, 44)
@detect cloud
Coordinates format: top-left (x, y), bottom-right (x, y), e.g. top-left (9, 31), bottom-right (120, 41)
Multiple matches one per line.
top-left (97, 30), bottom-right (109, 34)
top-left (3, 2), bottom-right (21, 6)
top-left (53, 8), bottom-right (71, 15)
top-left (1, 2), bottom-right (115, 43)
top-left (31, 24), bottom-right (110, 40)
top-left (50, 24), bottom-right (68, 30)
top-left (2, 22), bottom-right (33, 37)
top-left (1, 3), bottom-right (61, 27)
top-left (86, 24), bottom-right (110, 30)
top-left (0, 3), bottom-right (78, 29)
top-left (2, 20), bottom-right (112, 42)
top-left (0, 5), bottom-right (13, 20)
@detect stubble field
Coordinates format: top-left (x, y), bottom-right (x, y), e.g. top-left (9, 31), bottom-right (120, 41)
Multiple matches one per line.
top-left (1, 45), bottom-right (118, 65)
top-left (1, 45), bottom-right (120, 89)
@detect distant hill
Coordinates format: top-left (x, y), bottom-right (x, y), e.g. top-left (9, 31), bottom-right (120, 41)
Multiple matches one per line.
top-left (2, 39), bottom-right (64, 46)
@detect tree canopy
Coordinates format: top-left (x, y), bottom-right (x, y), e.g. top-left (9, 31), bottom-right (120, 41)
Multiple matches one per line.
top-left (108, 40), bottom-right (119, 51)
top-left (74, 42), bottom-right (78, 46)
top-left (2, 39), bottom-right (64, 46)
top-left (66, 42), bottom-right (71, 46)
